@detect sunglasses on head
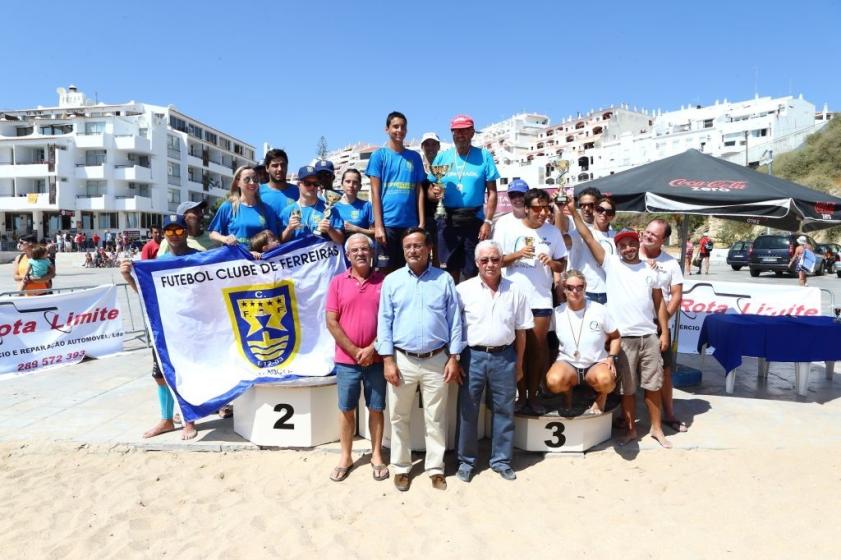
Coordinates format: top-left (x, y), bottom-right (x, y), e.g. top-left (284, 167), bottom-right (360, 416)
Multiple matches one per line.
top-left (164, 227), bottom-right (185, 237)
top-left (595, 206), bottom-right (616, 217)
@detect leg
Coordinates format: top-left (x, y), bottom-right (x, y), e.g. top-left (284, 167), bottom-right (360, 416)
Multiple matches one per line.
top-left (584, 362), bottom-right (616, 413)
top-left (526, 316), bottom-right (551, 413)
top-left (418, 352), bottom-right (450, 476)
top-left (620, 395), bottom-right (637, 444)
top-left (388, 353), bottom-right (421, 475)
top-left (362, 363), bottom-right (388, 473)
top-left (545, 361), bottom-right (578, 395)
top-left (488, 348), bottom-right (517, 472)
top-left (640, 336), bottom-right (670, 448)
top-left (143, 355), bottom-right (175, 439)
top-left (457, 349), bottom-right (485, 471)
top-left (616, 339), bottom-right (638, 445)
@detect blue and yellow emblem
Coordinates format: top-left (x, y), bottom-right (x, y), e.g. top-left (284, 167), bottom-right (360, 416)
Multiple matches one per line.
top-left (223, 281), bottom-right (300, 369)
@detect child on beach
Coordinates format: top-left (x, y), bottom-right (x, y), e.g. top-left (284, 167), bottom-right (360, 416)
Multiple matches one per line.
top-left (24, 245), bottom-right (51, 283)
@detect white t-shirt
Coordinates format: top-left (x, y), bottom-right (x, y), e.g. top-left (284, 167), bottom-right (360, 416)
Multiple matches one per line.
top-left (644, 249), bottom-right (684, 307)
top-left (553, 301), bottom-right (616, 368)
top-left (494, 218), bottom-right (568, 309)
top-left (566, 217), bottom-right (615, 294)
top-left (602, 254), bottom-right (665, 336)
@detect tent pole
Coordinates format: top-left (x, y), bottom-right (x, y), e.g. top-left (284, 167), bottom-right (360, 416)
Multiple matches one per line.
top-left (671, 216), bottom-right (690, 364)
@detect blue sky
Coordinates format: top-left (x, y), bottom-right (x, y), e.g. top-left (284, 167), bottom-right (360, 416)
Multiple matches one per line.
top-left (3, 0), bottom-right (839, 169)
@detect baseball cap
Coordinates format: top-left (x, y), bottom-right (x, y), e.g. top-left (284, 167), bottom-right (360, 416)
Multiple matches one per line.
top-left (314, 160), bottom-right (334, 175)
top-left (508, 179), bottom-right (529, 194)
top-left (797, 235), bottom-right (807, 244)
top-left (298, 165), bottom-right (318, 180)
top-left (176, 200), bottom-right (207, 215)
top-left (163, 213), bottom-right (187, 229)
top-left (450, 115), bottom-right (475, 130)
top-left (421, 132), bottom-right (441, 145)
top-left (613, 229), bottom-right (639, 246)
top-left (19, 233), bottom-right (37, 244)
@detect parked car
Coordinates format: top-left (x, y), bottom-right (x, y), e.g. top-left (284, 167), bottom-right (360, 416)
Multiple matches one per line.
top-left (748, 234), bottom-right (825, 277)
top-left (816, 243), bottom-right (841, 275)
top-left (726, 240), bottom-right (752, 270)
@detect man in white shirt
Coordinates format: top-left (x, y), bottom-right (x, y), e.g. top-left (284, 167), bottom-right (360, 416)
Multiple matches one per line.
top-left (558, 187), bottom-right (616, 304)
top-left (456, 240), bottom-right (533, 482)
top-left (567, 199), bottom-right (671, 447)
top-left (641, 218), bottom-right (687, 433)
top-left (495, 188), bottom-right (567, 415)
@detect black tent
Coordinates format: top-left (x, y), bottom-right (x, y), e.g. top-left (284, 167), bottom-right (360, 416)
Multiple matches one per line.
top-left (577, 149), bottom-right (841, 233)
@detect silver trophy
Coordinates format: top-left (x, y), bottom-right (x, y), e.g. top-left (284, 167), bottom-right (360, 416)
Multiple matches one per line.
top-left (322, 189), bottom-right (342, 220)
top-left (430, 164), bottom-right (450, 220)
top-left (552, 158), bottom-right (571, 204)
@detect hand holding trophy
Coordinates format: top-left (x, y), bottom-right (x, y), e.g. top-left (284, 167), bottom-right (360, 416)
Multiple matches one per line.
top-left (430, 164), bottom-right (450, 220)
top-left (322, 189), bottom-right (342, 220)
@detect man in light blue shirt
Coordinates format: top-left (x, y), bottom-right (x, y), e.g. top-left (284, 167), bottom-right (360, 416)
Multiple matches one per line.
top-left (260, 148), bottom-right (299, 215)
top-left (429, 114), bottom-right (499, 282)
top-left (376, 227), bottom-right (463, 492)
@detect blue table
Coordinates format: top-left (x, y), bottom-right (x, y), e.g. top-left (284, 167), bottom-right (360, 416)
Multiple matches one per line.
top-left (697, 314), bottom-right (841, 396)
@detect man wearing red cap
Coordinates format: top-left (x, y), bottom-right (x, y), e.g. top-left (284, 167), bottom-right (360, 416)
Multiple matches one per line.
top-left (567, 198), bottom-right (671, 448)
top-left (428, 115), bottom-right (498, 283)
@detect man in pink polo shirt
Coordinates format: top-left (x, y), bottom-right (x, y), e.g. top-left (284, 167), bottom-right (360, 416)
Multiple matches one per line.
top-left (326, 233), bottom-right (387, 482)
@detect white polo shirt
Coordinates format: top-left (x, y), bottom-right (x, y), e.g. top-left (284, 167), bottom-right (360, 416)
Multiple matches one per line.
top-left (566, 216), bottom-right (615, 295)
top-left (456, 276), bottom-right (534, 347)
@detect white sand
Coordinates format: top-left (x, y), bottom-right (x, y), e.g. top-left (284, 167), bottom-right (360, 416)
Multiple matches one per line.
top-left (2, 441), bottom-right (839, 559)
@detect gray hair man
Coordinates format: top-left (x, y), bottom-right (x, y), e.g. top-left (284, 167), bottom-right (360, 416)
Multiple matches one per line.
top-left (455, 239), bottom-right (533, 482)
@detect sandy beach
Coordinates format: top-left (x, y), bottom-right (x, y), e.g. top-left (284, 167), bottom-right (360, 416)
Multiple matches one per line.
top-left (2, 440), bottom-right (840, 559)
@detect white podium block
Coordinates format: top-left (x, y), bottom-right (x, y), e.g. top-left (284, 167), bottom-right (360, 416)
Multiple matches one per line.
top-left (359, 383), bottom-right (474, 451)
top-left (513, 412), bottom-right (612, 453)
top-left (233, 377), bottom-right (338, 448)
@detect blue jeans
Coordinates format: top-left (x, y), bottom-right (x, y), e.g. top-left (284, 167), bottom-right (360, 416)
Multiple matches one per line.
top-left (585, 291), bottom-right (607, 305)
top-left (458, 345), bottom-right (516, 471)
top-left (334, 362), bottom-right (386, 412)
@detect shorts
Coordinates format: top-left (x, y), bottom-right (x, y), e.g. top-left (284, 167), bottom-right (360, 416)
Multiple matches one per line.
top-left (532, 308), bottom-right (553, 318)
top-left (657, 326), bottom-right (673, 369)
top-left (585, 292), bottom-right (607, 305)
top-left (616, 334), bottom-right (663, 395)
top-left (437, 217), bottom-right (481, 278)
top-left (556, 361), bottom-right (595, 386)
top-left (335, 362), bottom-right (386, 412)
top-left (375, 227), bottom-right (409, 270)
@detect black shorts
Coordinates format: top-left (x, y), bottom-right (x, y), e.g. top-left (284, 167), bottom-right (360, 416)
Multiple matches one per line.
top-left (532, 308), bottom-right (553, 318)
top-left (437, 218), bottom-right (481, 278)
top-left (376, 227), bottom-right (409, 269)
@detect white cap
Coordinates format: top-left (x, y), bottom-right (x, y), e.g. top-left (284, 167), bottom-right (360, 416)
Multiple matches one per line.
top-left (421, 132), bottom-right (441, 145)
top-left (797, 235), bottom-right (807, 244)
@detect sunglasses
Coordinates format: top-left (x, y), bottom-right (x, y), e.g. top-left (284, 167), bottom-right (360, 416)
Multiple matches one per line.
top-left (240, 177), bottom-right (260, 185)
top-left (301, 180), bottom-right (320, 187)
top-left (563, 284), bottom-right (585, 292)
top-left (478, 257), bottom-right (501, 264)
top-left (579, 202), bottom-right (596, 210)
top-left (164, 227), bottom-right (186, 237)
top-left (529, 204), bottom-right (551, 213)
top-left (595, 206), bottom-right (616, 217)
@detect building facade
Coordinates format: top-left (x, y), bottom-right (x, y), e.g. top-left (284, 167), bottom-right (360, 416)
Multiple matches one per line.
top-left (0, 86), bottom-right (255, 242)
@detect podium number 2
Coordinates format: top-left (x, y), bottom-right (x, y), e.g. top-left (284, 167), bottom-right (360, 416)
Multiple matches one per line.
top-left (544, 421), bottom-right (566, 448)
top-left (273, 404), bottom-right (295, 430)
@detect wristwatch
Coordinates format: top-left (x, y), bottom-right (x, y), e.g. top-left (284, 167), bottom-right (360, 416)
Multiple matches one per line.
top-left (608, 354), bottom-right (619, 363)
top-left (483, 219), bottom-right (493, 226)
top-left (450, 353), bottom-right (461, 361)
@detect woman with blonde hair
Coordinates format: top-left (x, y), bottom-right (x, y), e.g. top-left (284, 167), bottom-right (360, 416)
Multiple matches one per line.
top-left (209, 166), bottom-right (279, 248)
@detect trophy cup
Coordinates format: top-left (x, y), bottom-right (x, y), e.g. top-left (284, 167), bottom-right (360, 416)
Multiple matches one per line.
top-left (322, 189), bottom-right (342, 220)
top-left (552, 158), bottom-right (571, 205)
top-left (430, 164), bottom-right (450, 220)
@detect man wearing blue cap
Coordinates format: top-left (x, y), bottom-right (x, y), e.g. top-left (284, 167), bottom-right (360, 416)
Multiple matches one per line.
top-left (279, 165), bottom-right (344, 245)
top-left (120, 213), bottom-right (200, 441)
top-left (315, 159), bottom-right (336, 195)
top-left (495, 179), bottom-right (529, 231)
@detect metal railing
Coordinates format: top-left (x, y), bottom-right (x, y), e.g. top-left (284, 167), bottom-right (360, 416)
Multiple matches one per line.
top-left (0, 283), bottom-right (150, 348)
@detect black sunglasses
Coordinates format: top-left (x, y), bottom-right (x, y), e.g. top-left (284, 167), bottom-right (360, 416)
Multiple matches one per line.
top-left (595, 206), bottom-right (616, 217)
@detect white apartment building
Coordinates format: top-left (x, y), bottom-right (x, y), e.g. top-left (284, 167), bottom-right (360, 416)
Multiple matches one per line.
top-left (0, 85), bottom-right (255, 241)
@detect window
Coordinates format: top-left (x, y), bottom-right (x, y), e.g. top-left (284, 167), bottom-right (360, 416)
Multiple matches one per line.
top-left (84, 122), bottom-right (105, 135)
top-left (703, 119), bottom-right (713, 128)
top-left (167, 162), bottom-right (181, 186)
top-left (234, 144), bottom-right (244, 155)
top-left (724, 140), bottom-right (736, 147)
top-left (16, 126), bottom-right (34, 136)
top-left (98, 213), bottom-right (117, 229)
top-left (187, 123), bottom-right (203, 139)
top-left (169, 115), bottom-right (188, 132)
top-left (167, 134), bottom-right (181, 159)
top-left (34, 179), bottom-right (46, 193)
top-left (219, 137), bottom-right (231, 151)
top-left (86, 180), bottom-right (106, 196)
top-left (125, 213), bottom-right (139, 228)
top-left (40, 124), bottom-right (73, 135)
top-left (189, 191), bottom-right (204, 203)
top-left (204, 131), bottom-right (218, 145)
top-left (141, 212), bottom-right (162, 229)
top-left (167, 189), bottom-right (181, 211)
top-left (86, 150), bottom-right (107, 166)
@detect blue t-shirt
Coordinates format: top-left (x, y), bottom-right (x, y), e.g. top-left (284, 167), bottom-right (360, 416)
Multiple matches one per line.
top-left (429, 147), bottom-right (499, 218)
top-left (279, 200), bottom-right (344, 240)
top-left (156, 247), bottom-right (199, 260)
top-left (365, 147), bottom-right (425, 228)
top-left (209, 200), bottom-right (278, 246)
top-left (334, 199), bottom-right (373, 229)
top-left (259, 183), bottom-right (299, 216)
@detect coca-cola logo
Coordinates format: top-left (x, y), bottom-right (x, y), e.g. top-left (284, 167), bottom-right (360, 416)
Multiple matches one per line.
top-left (668, 178), bottom-right (748, 191)
top-left (815, 201), bottom-right (837, 215)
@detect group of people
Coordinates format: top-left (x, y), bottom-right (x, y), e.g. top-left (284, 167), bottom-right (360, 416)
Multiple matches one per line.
top-left (685, 231), bottom-right (715, 275)
top-left (11, 234), bottom-right (56, 295)
top-left (110, 109), bottom-right (689, 490)
top-left (53, 230), bottom-right (129, 253)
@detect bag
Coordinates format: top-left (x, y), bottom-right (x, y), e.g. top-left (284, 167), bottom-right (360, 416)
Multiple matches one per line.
top-left (801, 249), bottom-right (816, 273)
top-left (703, 239), bottom-right (714, 252)
top-left (445, 207), bottom-right (482, 228)
top-left (692, 257), bottom-right (701, 268)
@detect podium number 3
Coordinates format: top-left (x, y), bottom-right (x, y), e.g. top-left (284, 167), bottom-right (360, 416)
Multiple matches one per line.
top-left (544, 421), bottom-right (566, 448)
top-left (273, 404), bottom-right (295, 430)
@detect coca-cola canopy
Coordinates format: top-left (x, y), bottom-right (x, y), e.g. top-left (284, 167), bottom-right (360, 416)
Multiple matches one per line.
top-left (576, 149), bottom-right (841, 232)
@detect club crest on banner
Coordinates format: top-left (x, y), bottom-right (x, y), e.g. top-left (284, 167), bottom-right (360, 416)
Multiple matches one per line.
top-left (223, 281), bottom-right (300, 369)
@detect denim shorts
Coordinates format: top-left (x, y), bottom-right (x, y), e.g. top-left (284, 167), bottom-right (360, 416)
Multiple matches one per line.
top-left (334, 362), bottom-right (386, 412)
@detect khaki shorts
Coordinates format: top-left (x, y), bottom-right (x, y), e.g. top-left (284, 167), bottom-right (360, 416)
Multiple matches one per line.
top-left (616, 334), bottom-right (664, 395)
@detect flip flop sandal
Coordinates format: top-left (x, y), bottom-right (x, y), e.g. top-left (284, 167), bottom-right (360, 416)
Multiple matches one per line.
top-left (664, 419), bottom-right (688, 433)
top-left (330, 465), bottom-right (352, 482)
top-left (371, 463), bottom-right (390, 481)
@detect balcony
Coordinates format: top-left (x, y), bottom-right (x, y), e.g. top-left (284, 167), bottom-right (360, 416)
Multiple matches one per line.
top-left (0, 193), bottom-right (51, 210)
top-left (187, 152), bottom-right (204, 166)
top-left (76, 134), bottom-right (106, 149)
top-left (75, 194), bottom-right (110, 210)
top-left (75, 165), bottom-right (106, 179)
top-left (114, 135), bottom-right (152, 153)
top-left (0, 163), bottom-right (50, 178)
top-left (113, 195), bottom-right (152, 211)
top-left (113, 164), bottom-right (152, 182)
top-left (209, 159), bottom-right (231, 175)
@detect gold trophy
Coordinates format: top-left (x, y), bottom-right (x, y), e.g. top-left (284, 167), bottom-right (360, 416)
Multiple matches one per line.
top-left (430, 164), bottom-right (450, 220)
top-left (322, 189), bottom-right (342, 220)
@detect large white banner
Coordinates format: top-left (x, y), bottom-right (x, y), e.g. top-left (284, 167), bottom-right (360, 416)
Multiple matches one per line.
top-left (0, 285), bottom-right (124, 377)
top-left (132, 237), bottom-right (345, 421)
top-left (675, 279), bottom-right (821, 353)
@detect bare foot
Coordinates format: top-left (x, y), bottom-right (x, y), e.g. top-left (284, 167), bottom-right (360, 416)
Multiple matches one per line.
top-left (181, 422), bottom-right (198, 440)
top-left (143, 419), bottom-right (175, 439)
top-left (618, 430), bottom-right (638, 446)
top-left (651, 430), bottom-right (672, 449)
